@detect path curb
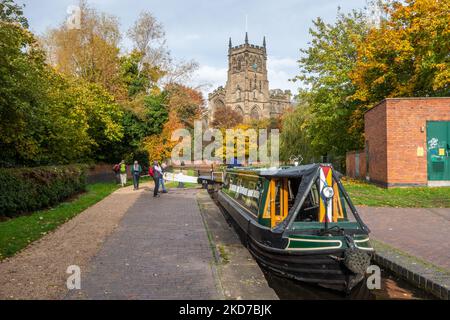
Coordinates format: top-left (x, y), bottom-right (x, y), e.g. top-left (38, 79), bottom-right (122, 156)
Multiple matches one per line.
top-left (372, 240), bottom-right (450, 300)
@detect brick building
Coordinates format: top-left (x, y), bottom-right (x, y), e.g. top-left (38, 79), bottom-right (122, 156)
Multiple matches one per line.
top-left (346, 98), bottom-right (450, 187)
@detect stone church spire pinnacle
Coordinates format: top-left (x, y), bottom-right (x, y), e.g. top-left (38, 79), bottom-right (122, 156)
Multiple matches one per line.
top-left (229, 37), bottom-right (232, 49)
top-left (245, 32), bottom-right (248, 44)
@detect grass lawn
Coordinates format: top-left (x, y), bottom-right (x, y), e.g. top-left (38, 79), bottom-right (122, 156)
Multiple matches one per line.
top-left (342, 178), bottom-right (450, 208)
top-left (0, 182), bottom-right (119, 260)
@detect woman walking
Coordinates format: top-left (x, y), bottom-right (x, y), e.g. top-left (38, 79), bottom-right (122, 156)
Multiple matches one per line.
top-left (131, 160), bottom-right (142, 190)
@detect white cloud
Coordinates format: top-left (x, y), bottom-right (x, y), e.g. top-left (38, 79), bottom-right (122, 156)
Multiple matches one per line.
top-left (191, 65), bottom-right (227, 97)
top-left (267, 56), bottom-right (299, 94)
top-left (267, 56), bottom-right (298, 69)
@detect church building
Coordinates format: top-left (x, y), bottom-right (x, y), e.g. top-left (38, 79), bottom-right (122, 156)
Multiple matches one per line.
top-left (207, 33), bottom-right (292, 123)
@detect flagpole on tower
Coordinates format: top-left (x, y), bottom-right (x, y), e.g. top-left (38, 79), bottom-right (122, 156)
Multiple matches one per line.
top-left (245, 14), bottom-right (248, 32)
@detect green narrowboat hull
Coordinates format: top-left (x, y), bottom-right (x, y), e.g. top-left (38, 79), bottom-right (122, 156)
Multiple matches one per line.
top-left (218, 190), bottom-right (374, 292)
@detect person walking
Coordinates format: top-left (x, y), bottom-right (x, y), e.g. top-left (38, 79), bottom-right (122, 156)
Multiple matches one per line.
top-left (113, 163), bottom-right (121, 184)
top-left (160, 161), bottom-right (168, 193)
top-left (131, 160), bottom-right (142, 190)
top-left (150, 161), bottom-right (162, 197)
top-left (119, 160), bottom-right (127, 187)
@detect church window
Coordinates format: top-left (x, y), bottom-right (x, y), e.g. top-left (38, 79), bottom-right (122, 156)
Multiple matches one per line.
top-left (250, 106), bottom-right (260, 120)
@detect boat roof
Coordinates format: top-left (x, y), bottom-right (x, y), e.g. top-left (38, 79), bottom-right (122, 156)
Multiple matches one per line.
top-left (227, 163), bottom-right (342, 178)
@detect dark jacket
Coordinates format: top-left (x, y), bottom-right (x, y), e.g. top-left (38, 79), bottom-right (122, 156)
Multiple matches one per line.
top-left (131, 164), bottom-right (142, 175)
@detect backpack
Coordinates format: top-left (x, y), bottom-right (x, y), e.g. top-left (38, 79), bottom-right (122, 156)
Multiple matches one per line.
top-left (149, 166), bottom-right (155, 177)
top-left (120, 163), bottom-right (126, 173)
top-left (113, 164), bottom-right (120, 172)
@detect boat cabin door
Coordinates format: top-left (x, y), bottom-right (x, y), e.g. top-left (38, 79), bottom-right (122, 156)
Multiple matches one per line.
top-left (266, 179), bottom-right (289, 228)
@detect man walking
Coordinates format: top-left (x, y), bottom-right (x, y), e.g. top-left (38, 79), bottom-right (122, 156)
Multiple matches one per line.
top-left (151, 161), bottom-right (162, 197)
top-left (119, 160), bottom-right (127, 187)
top-left (131, 160), bottom-right (142, 190)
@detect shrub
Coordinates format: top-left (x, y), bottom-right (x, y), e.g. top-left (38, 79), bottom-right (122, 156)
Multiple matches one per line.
top-left (0, 165), bottom-right (87, 218)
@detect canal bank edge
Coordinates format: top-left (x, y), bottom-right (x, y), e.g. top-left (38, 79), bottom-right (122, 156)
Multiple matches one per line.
top-left (196, 190), bottom-right (279, 300)
top-left (372, 240), bottom-right (450, 300)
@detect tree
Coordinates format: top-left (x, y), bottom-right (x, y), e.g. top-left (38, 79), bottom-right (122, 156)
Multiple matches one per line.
top-left (127, 11), bottom-right (168, 70)
top-left (143, 92), bottom-right (169, 135)
top-left (293, 9), bottom-right (369, 157)
top-left (127, 11), bottom-right (198, 88)
top-left (350, 0), bottom-right (450, 136)
top-left (0, 19), bottom-right (49, 165)
top-left (119, 50), bottom-right (164, 99)
top-left (0, 0), bottom-right (28, 27)
top-left (142, 84), bottom-right (203, 162)
top-left (44, 0), bottom-right (125, 99)
top-left (280, 106), bottom-right (317, 164)
top-left (165, 84), bottom-right (204, 129)
top-left (0, 14), bottom-right (124, 166)
top-left (65, 79), bottom-right (124, 162)
top-left (211, 105), bottom-right (244, 128)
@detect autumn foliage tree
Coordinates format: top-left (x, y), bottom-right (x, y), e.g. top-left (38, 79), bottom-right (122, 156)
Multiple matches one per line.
top-left (286, 0), bottom-right (450, 165)
top-left (211, 106), bottom-right (244, 129)
top-left (143, 84), bottom-right (204, 162)
top-left (1, 0), bottom-right (200, 167)
top-left (45, 0), bottom-right (126, 99)
top-left (349, 0), bottom-right (450, 138)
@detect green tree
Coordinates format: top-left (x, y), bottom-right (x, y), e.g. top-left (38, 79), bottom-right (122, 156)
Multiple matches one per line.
top-left (119, 50), bottom-right (164, 99)
top-left (280, 105), bottom-right (317, 164)
top-left (0, 0), bottom-right (28, 27)
top-left (0, 19), bottom-right (50, 165)
top-left (293, 9), bottom-right (369, 158)
top-left (143, 92), bottom-right (169, 135)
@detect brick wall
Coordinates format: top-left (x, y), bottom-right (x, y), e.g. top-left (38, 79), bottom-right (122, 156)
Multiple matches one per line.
top-left (365, 100), bottom-right (388, 185)
top-left (346, 150), bottom-right (366, 179)
top-left (346, 151), bottom-right (356, 178)
top-left (365, 98), bottom-right (450, 187)
top-left (385, 98), bottom-right (450, 186)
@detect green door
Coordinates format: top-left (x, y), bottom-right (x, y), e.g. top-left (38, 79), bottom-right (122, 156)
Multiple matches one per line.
top-left (427, 121), bottom-right (450, 181)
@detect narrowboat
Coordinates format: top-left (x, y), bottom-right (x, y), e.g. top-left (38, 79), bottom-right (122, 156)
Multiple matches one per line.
top-left (217, 163), bottom-right (374, 292)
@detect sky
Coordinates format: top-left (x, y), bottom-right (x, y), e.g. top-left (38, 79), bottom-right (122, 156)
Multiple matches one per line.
top-left (18, 0), bottom-right (368, 97)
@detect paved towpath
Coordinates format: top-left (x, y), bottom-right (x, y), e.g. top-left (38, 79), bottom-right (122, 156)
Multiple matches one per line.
top-left (67, 187), bottom-right (220, 300)
top-left (358, 207), bottom-right (450, 270)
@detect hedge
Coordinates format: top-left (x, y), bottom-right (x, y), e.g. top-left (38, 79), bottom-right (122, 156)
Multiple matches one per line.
top-left (0, 165), bottom-right (87, 218)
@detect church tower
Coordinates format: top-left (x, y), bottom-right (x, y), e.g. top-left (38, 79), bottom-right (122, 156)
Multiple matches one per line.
top-left (208, 33), bottom-right (291, 124)
top-left (225, 33), bottom-right (270, 121)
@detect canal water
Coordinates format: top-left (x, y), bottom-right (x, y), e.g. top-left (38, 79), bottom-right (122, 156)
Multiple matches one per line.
top-left (262, 268), bottom-right (434, 300)
top-left (211, 194), bottom-right (434, 300)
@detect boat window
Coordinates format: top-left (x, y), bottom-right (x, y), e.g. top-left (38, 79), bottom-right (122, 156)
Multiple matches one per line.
top-left (223, 172), bottom-right (260, 216)
top-left (287, 178), bottom-right (301, 212)
top-left (296, 183), bottom-right (320, 222)
top-left (295, 177), bottom-right (357, 223)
